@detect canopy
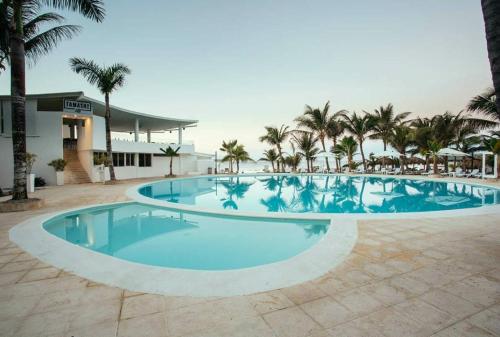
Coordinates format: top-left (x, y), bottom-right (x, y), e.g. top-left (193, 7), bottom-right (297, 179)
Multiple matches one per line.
top-left (374, 149), bottom-right (400, 158)
top-left (437, 148), bottom-right (469, 157)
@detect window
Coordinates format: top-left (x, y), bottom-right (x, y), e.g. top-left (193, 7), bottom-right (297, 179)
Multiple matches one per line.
top-left (112, 153), bottom-right (125, 167)
top-left (139, 153), bottom-right (152, 167)
top-left (126, 153), bottom-right (135, 166)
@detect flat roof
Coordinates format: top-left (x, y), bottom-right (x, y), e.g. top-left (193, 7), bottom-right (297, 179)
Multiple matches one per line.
top-left (0, 92), bottom-right (198, 132)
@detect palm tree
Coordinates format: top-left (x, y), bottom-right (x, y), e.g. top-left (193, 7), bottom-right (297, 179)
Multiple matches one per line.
top-left (70, 58), bottom-right (131, 181)
top-left (326, 119), bottom-right (344, 172)
top-left (219, 140), bottom-right (238, 173)
top-left (481, 0), bottom-right (500, 114)
top-left (295, 101), bottom-right (344, 172)
top-left (340, 111), bottom-right (373, 170)
top-left (389, 125), bottom-right (414, 174)
top-left (467, 88), bottom-right (498, 121)
top-left (259, 125), bottom-right (289, 172)
top-left (430, 111), bottom-right (495, 172)
top-left (332, 136), bottom-right (358, 172)
top-left (411, 117), bottom-right (433, 171)
top-left (292, 132), bottom-right (319, 173)
top-left (160, 146), bottom-right (180, 176)
top-left (428, 140), bottom-right (442, 174)
top-left (2, 0), bottom-right (104, 200)
top-left (260, 149), bottom-right (279, 172)
top-left (369, 104), bottom-right (411, 167)
top-left (284, 154), bottom-right (301, 172)
top-left (232, 144), bottom-right (252, 173)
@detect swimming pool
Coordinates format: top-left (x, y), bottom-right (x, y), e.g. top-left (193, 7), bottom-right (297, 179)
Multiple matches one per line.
top-left (136, 175), bottom-right (500, 214)
top-left (42, 203), bottom-right (329, 270)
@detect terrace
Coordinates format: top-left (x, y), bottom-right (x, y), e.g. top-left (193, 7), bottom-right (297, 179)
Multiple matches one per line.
top-left (0, 175), bottom-right (498, 337)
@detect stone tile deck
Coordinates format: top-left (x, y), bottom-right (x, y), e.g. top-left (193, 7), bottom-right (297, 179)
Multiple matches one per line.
top-left (0, 177), bottom-right (499, 337)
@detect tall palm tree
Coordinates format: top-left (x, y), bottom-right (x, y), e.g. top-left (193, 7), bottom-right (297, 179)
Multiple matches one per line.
top-left (295, 101), bottom-right (344, 171)
top-left (259, 125), bottom-right (289, 172)
top-left (284, 154), bottom-right (301, 172)
top-left (70, 57), bottom-right (131, 181)
top-left (232, 144), bottom-right (252, 173)
top-left (260, 148), bottom-right (279, 173)
top-left (467, 88), bottom-right (498, 121)
top-left (481, 0), bottom-right (500, 114)
top-left (340, 111), bottom-right (373, 170)
top-left (219, 140), bottom-right (238, 173)
top-left (2, 0), bottom-right (104, 200)
top-left (292, 132), bottom-right (319, 173)
top-left (389, 125), bottom-right (414, 174)
top-left (332, 136), bottom-right (358, 172)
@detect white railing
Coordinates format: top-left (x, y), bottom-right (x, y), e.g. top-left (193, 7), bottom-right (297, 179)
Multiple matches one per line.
top-left (91, 139), bottom-right (195, 154)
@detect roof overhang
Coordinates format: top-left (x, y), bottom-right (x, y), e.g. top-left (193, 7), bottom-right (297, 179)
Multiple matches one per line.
top-left (0, 91), bottom-right (198, 133)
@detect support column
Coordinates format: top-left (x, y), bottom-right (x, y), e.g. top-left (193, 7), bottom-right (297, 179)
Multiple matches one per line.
top-left (494, 154), bottom-right (498, 179)
top-left (178, 126), bottom-right (182, 145)
top-left (482, 153), bottom-right (486, 179)
top-left (134, 119), bottom-right (139, 142)
top-left (147, 129), bottom-right (151, 143)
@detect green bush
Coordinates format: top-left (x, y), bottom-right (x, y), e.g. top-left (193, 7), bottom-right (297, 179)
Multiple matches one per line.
top-left (48, 159), bottom-right (67, 172)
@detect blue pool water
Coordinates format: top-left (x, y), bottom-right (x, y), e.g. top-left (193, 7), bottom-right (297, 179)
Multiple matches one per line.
top-left (43, 203), bottom-right (328, 270)
top-left (138, 175), bottom-right (500, 213)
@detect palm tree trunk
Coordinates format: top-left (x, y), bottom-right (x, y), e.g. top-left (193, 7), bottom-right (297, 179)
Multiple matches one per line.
top-left (359, 139), bottom-right (367, 170)
top-left (277, 144), bottom-right (284, 172)
top-left (271, 161), bottom-right (275, 172)
top-left (320, 136), bottom-right (330, 171)
top-left (333, 137), bottom-right (339, 172)
top-left (481, 0), bottom-right (500, 114)
top-left (236, 160), bottom-right (240, 173)
top-left (104, 93), bottom-right (116, 181)
top-left (10, 2), bottom-right (28, 200)
top-left (382, 140), bottom-right (387, 168)
top-left (169, 156), bottom-right (173, 176)
top-left (433, 155), bottom-right (438, 174)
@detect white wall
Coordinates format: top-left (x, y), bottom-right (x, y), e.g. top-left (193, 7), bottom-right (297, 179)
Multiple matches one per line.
top-left (0, 100), bottom-right (63, 188)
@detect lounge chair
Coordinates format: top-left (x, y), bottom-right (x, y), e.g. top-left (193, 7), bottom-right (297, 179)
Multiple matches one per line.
top-left (453, 168), bottom-right (466, 178)
top-left (354, 167), bottom-right (366, 174)
top-left (467, 169), bottom-right (482, 178)
top-left (387, 167), bottom-right (401, 175)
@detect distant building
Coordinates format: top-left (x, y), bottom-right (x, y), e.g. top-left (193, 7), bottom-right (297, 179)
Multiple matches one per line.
top-left (0, 92), bottom-right (213, 188)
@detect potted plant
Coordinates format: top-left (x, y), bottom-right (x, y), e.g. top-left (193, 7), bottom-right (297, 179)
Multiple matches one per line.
top-left (48, 159), bottom-right (67, 186)
top-left (25, 153), bottom-right (37, 193)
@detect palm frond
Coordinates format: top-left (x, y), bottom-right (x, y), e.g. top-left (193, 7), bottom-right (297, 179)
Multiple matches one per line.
top-left (23, 12), bottom-right (65, 39)
top-left (69, 57), bottom-right (102, 86)
top-left (25, 25), bottom-right (81, 63)
top-left (39, 0), bottom-right (105, 22)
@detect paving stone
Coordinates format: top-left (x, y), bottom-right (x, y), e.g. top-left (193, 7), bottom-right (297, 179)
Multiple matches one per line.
top-left (263, 306), bottom-right (321, 337)
top-left (300, 296), bottom-right (355, 328)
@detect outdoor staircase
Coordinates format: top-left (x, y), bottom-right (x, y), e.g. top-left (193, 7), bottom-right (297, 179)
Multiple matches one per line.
top-left (63, 148), bottom-right (91, 184)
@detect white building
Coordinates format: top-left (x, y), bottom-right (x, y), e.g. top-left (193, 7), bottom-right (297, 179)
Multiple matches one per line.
top-left (0, 92), bottom-right (213, 188)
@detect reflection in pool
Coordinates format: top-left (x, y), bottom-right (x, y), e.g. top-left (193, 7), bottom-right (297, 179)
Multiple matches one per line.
top-left (43, 203), bottom-right (329, 270)
top-left (138, 175), bottom-right (500, 213)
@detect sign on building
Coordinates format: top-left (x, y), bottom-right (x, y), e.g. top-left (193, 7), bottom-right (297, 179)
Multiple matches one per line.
top-left (63, 99), bottom-right (93, 114)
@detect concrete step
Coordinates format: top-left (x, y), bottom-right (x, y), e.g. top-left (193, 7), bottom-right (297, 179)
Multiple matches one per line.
top-left (63, 149), bottom-right (91, 184)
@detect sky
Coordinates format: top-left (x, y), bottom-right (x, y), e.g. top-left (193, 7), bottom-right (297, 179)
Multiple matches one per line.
top-left (0, 0), bottom-right (493, 159)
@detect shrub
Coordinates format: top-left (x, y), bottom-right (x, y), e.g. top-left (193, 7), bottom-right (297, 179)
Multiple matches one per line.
top-left (48, 159), bottom-right (67, 172)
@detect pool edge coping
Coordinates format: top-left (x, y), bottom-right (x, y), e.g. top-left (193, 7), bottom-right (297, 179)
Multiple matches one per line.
top-left (126, 173), bottom-right (500, 221)
top-left (9, 200), bottom-right (358, 297)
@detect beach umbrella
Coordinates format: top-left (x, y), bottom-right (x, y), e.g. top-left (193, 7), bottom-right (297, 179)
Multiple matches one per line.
top-left (437, 148), bottom-right (469, 157)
